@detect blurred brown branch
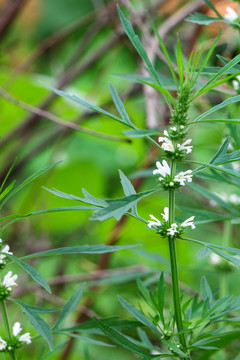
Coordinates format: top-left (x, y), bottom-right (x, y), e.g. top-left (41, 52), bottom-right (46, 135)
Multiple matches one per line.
top-left (0, 0), bottom-right (28, 40)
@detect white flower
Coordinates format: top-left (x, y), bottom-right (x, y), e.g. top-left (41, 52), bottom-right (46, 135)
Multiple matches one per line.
top-left (224, 7), bottom-right (238, 22)
top-left (181, 216), bottom-right (195, 229)
top-left (148, 207), bottom-right (169, 229)
top-left (153, 160), bottom-right (170, 178)
top-left (177, 139), bottom-right (193, 154)
top-left (148, 215), bottom-right (161, 228)
top-left (209, 253), bottom-right (222, 265)
top-left (0, 337), bottom-right (7, 350)
top-left (19, 333), bottom-right (31, 344)
top-left (170, 126), bottom-right (177, 131)
top-left (13, 322), bottom-right (22, 336)
top-left (167, 223), bottom-right (178, 236)
top-left (3, 271), bottom-right (18, 289)
top-left (161, 207), bottom-right (169, 222)
top-left (174, 170), bottom-right (193, 186)
top-left (158, 134), bottom-right (175, 152)
top-left (229, 193), bottom-right (240, 205)
top-left (12, 322), bottom-right (31, 345)
top-left (0, 245), bottom-right (12, 263)
top-left (232, 76), bottom-right (240, 91)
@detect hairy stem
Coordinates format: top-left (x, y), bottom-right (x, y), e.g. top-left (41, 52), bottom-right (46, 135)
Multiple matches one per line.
top-left (168, 161), bottom-right (188, 355)
top-left (0, 300), bottom-right (17, 360)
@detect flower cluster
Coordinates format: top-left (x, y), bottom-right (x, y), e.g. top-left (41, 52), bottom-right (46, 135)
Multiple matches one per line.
top-left (0, 241), bottom-right (12, 270)
top-left (0, 322), bottom-right (31, 352)
top-left (0, 241), bottom-right (17, 300)
top-left (148, 207), bottom-right (195, 238)
top-left (0, 238), bottom-right (31, 352)
top-left (158, 131), bottom-right (193, 160)
top-left (153, 160), bottom-right (193, 190)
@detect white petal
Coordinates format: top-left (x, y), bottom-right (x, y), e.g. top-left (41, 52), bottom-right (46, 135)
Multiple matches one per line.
top-left (19, 333), bottom-right (31, 344)
top-left (162, 207), bottom-right (169, 222)
top-left (13, 322), bottom-right (22, 336)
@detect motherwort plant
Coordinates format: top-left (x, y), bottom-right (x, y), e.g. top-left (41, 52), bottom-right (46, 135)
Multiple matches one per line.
top-left (45, 3), bottom-right (240, 359)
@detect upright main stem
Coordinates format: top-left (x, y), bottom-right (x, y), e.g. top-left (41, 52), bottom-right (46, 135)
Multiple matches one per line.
top-left (0, 300), bottom-right (17, 360)
top-left (168, 162), bottom-right (188, 354)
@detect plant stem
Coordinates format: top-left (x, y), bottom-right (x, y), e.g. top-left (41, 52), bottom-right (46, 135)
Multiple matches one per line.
top-left (0, 300), bottom-right (17, 360)
top-left (220, 220), bottom-right (232, 298)
top-left (168, 161), bottom-right (188, 356)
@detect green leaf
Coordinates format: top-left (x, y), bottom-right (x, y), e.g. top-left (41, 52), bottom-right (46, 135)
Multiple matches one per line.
top-left (39, 342), bottom-right (68, 360)
top-left (118, 296), bottom-right (162, 335)
top-left (22, 244), bottom-right (138, 260)
top-left (180, 237), bottom-right (240, 267)
top-left (208, 247), bottom-right (240, 267)
top-left (116, 73), bottom-right (177, 90)
top-left (157, 273), bottom-right (165, 325)
top-left (197, 247), bottom-right (211, 259)
top-left (109, 83), bottom-right (134, 127)
top-left (0, 160), bottom-right (16, 194)
top-left (90, 190), bottom-right (155, 221)
top-left (193, 54), bottom-right (240, 99)
top-left (147, 15), bottom-right (179, 89)
top-left (134, 79), bottom-right (176, 106)
top-left (93, 317), bottom-right (156, 357)
top-left (204, 0), bottom-right (222, 18)
top-left (176, 37), bottom-right (184, 88)
top-left (192, 29), bottom-right (221, 88)
top-left (1, 161), bottom-right (61, 208)
top-left (53, 283), bottom-right (85, 330)
top-left (187, 182), bottom-right (239, 216)
top-left (44, 84), bottom-right (131, 128)
top-left (201, 276), bottom-right (213, 307)
top-left (191, 118), bottom-right (240, 125)
top-left (192, 95), bottom-right (240, 123)
top-left (44, 187), bottom-right (107, 207)
top-left (55, 331), bottom-right (114, 347)
top-left (0, 181), bottom-right (16, 202)
top-left (190, 161), bottom-right (240, 181)
top-left (192, 137), bottom-right (230, 174)
top-left (119, 170), bottom-right (137, 215)
top-left (6, 254), bottom-right (51, 293)
top-left (176, 205), bottom-right (233, 224)
top-left (0, 206), bottom-right (100, 230)
top-left (123, 129), bottom-right (162, 138)
top-left (13, 299), bottom-right (53, 350)
top-left (117, 6), bottom-right (160, 86)
top-left (186, 13), bottom-right (221, 25)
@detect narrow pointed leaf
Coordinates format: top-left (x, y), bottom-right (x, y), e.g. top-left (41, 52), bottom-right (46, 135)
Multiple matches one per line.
top-left (53, 283), bottom-right (86, 330)
top-left (93, 318), bottom-right (156, 357)
top-left (109, 83), bottom-right (134, 127)
top-left (90, 190), bottom-right (155, 221)
top-left (22, 244), bottom-right (138, 260)
top-left (6, 254), bottom-right (51, 293)
top-left (192, 96), bottom-right (240, 123)
top-left (44, 84), bottom-right (131, 127)
top-left (118, 296), bottom-right (162, 335)
top-left (13, 299), bottom-right (53, 350)
top-left (1, 161), bottom-right (61, 207)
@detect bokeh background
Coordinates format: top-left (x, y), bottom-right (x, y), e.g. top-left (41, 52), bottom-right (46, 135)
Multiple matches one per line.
top-left (0, 0), bottom-right (240, 358)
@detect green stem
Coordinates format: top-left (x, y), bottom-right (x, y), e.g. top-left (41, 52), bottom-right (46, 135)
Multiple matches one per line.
top-left (0, 300), bottom-right (17, 360)
top-left (220, 221), bottom-right (232, 298)
top-left (168, 161), bottom-right (189, 356)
